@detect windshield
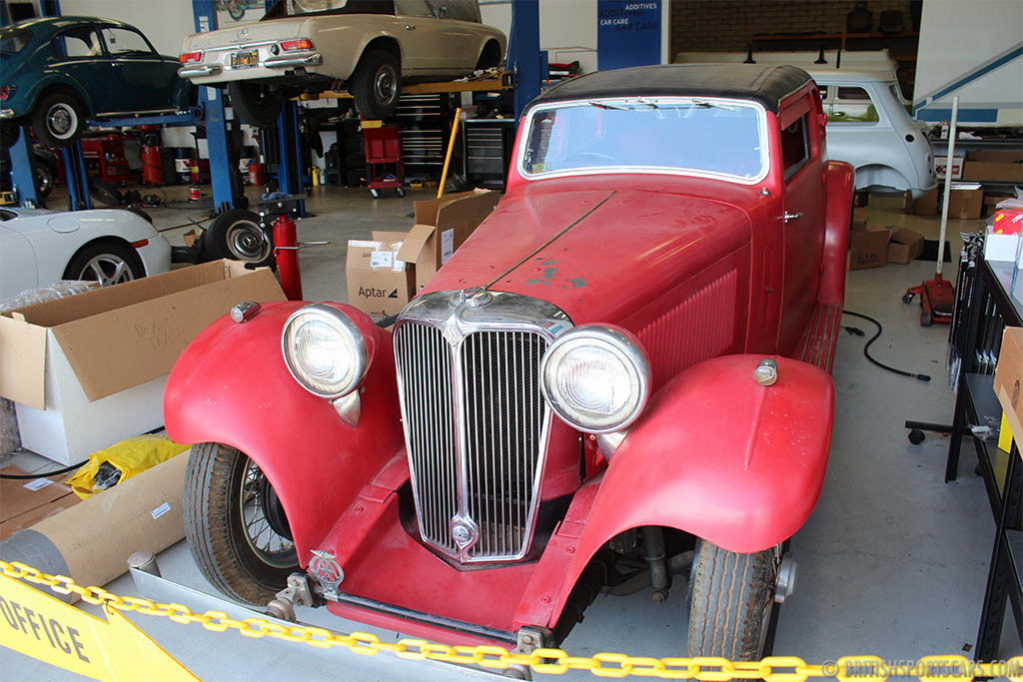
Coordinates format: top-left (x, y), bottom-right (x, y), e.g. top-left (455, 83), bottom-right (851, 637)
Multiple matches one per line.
top-left (0, 28), bottom-right (33, 54)
top-left (521, 97), bottom-right (767, 181)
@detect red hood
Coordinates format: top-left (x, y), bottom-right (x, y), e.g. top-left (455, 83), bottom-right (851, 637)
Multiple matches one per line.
top-left (422, 188), bottom-right (752, 325)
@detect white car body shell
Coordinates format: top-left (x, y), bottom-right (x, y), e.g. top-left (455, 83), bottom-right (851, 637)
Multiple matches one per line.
top-left (179, 6), bottom-right (505, 87)
top-left (810, 69), bottom-right (937, 198)
top-left (0, 207), bottom-right (171, 300)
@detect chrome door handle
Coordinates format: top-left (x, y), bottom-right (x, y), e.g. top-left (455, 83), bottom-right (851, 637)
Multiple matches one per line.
top-left (784, 212), bottom-right (803, 222)
top-left (405, 24), bottom-right (416, 30)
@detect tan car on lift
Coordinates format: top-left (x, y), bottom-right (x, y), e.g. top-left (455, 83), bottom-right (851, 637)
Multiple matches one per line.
top-left (178, 0), bottom-right (505, 124)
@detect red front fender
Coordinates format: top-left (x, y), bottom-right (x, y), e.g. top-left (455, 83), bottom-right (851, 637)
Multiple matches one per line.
top-left (164, 301), bottom-right (404, 563)
top-left (537, 354), bottom-right (833, 626)
top-left (819, 160), bottom-right (855, 305)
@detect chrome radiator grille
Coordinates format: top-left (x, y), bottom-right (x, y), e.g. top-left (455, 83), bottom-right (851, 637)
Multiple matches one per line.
top-left (394, 314), bottom-right (554, 563)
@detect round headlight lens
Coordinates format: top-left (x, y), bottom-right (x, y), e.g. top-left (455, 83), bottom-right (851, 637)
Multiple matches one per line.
top-left (541, 325), bottom-right (650, 433)
top-left (282, 304), bottom-right (367, 398)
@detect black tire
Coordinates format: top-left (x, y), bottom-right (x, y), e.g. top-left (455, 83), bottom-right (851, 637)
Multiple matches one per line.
top-left (908, 428), bottom-right (926, 445)
top-left (0, 123), bottom-right (20, 150)
top-left (33, 92), bottom-right (86, 147)
top-left (228, 82), bottom-right (284, 128)
top-left (34, 160), bottom-right (56, 200)
top-left (202, 208), bottom-right (273, 266)
top-left (184, 443), bottom-right (298, 605)
top-left (63, 239), bottom-right (145, 286)
top-left (687, 540), bottom-right (779, 662)
top-left (88, 177), bottom-right (123, 206)
top-left (351, 49), bottom-right (401, 120)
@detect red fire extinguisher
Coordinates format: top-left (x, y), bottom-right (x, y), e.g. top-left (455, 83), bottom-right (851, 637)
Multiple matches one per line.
top-left (141, 134), bottom-right (163, 186)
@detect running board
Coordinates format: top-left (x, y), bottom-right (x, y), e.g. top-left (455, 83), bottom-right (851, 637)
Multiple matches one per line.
top-left (795, 302), bottom-right (842, 374)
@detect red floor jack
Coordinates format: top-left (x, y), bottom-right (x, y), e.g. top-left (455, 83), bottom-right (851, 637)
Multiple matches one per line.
top-left (903, 96), bottom-right (960, 327)
top-left (259, 194), bottom-right (326, 301)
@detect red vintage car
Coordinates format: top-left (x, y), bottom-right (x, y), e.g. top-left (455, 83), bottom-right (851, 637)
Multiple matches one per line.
top-left (165, 64), bottom-right (854, 663)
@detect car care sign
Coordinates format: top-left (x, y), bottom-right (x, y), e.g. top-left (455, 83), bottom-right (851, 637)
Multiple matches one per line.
top-left (597, 0), bottom-right (662, 71)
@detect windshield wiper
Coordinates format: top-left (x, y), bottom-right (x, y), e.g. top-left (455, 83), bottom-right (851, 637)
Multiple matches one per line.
top-left (690, 98), bottom-right (736, 111)
top-left (587, 100), bottom-right (628, 111)
top-left (635, 97), bottom-right (659, 109)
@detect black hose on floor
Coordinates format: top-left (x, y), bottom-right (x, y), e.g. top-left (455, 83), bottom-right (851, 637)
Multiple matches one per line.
top-left (0, 460), bottom-right (86, 479)
top-left (842, 309), bottom-right (931, 382)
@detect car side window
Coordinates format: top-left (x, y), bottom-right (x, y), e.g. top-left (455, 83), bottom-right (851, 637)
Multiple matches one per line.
top-left (51, 27), bottom-right (101, 58)
top-left (427, 0), bottom-right (479, 21)
top-left (395, 0), bottom-right (435, 17)
top-left (101, 27), bottom-right (154, 56)
top-left (825, 85), bottom-right (879, 124)
top-left (781, 114), bottom-right (809, 182)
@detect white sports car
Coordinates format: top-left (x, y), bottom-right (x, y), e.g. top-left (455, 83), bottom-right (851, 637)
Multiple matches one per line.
top-left (178, 0), bottom-right (506, 123)
top-left (0, 207), bottom-right (172, 300)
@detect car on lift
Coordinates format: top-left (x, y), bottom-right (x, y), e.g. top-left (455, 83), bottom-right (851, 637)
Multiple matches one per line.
top-left (177, 0), bottom-right (505, 124)
top-left (0, 206), bottom-right (171, 300)
top-left (0, 16), bottom-right (193, 148)
top-left (165, 64), bottom-right (853, 663)
top-left (811, 69), bottom-right (936, 199)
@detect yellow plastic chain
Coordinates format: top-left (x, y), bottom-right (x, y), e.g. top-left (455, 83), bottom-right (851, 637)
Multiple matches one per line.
top-left (2, 559), bottom-right (1021, 681)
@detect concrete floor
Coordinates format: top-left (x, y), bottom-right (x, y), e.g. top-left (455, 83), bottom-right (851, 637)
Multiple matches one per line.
top-left (2, 185), bottom-right (1021, 680)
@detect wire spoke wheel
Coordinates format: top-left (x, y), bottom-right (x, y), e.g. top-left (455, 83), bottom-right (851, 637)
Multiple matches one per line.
top-left (238, 460), bottom-right (294, 568)
top-left (184, 443), bottom-right (298, 604)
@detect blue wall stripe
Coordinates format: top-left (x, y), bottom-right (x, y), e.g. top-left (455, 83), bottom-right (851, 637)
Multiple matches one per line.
top-left (913, 43), bottom-right (1023, 114)
top-left (915, 108), bottom-right (1000, 123)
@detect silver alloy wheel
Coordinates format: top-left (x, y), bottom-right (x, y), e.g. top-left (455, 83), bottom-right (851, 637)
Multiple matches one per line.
top-left (46, 102), bottom-right (78, 140)
top-left (238, 460), bottom-right (295, 568)
top-left (78, 254), bottom-right (134, 287)
top-left (225, 218), bottom-right (270, 262)
top-left (374, 65), bottom-right (397, 104)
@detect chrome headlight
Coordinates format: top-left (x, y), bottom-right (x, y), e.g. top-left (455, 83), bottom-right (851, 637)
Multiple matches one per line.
top-left (540, 325), bottom-right (651, 434)
top-left (281, 304), bottom-right (367, 399)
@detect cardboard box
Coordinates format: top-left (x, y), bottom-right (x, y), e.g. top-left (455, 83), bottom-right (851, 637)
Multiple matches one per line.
top-left (396, 189), bottom-right (501, 291)
top-left (947, 184), bottom-right (984, 220)
top-left (0, 260), bottom-right (285, 463)
top-left (346, 232), bottom-right (415, 318)
top-left (994, 327), bottom-right (1023, 449)
top-left (905, 187), bottom-right (939, 216)
top-left (848, 225), bottom-right (891, 270)
top-left (962, 150), bottom-right (1023, 184)
top-left (0, 466), bottom-right (80, 541)
top-left (993, 207), bottom-right (1023, 235)
top-left (887, 228), bottom-right (925, 264)
top-left (984, 193), bottom-right (1016, 218)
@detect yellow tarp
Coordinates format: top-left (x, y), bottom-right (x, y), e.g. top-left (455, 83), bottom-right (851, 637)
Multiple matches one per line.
top-left (65, 435), bottom-right (189, 500)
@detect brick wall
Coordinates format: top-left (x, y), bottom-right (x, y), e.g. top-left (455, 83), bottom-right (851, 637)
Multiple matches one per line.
top-left (670, 0), bottom-right (916, 57)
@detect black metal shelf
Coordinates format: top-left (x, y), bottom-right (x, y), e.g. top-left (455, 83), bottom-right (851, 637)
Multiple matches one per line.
top-left (947, 251), bottom-right (1023, 660)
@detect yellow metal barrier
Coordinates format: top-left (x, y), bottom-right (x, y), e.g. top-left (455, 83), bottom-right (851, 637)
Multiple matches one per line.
top-left (2, 559), bottom-right (1022, 681)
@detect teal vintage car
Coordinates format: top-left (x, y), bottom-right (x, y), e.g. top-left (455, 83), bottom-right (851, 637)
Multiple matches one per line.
top-left (0, 16), bottom-right (193, 148)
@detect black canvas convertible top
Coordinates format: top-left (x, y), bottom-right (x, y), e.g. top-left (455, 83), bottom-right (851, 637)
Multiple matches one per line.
top-left (532, 64), bottom-right (812, 114)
